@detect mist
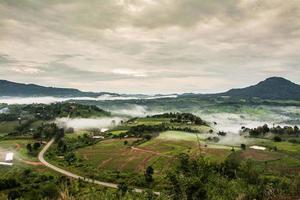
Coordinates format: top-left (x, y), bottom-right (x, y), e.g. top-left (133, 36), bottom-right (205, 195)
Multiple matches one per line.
top-left (109, 105), bottom-right (161, 117)
top-left (0, 94), bottom-right (177, 105)
top-left (197, 108), bottom-right (300, 146)
top-left (55, 117), bottom-right (125, 131)
top-left (0, 107), bottom-right (9, 114)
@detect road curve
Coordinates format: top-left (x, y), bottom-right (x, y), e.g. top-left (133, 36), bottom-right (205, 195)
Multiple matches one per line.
top-left (38, 139), bottom-right (145, 193)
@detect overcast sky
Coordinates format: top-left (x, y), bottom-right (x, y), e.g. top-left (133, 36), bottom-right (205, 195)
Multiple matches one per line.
top-left (0, 0), bottom-right (299, 94)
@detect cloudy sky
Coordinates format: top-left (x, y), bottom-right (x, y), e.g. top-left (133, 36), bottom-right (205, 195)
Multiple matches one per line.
top-left (0, 0), bottom-right (299, 94)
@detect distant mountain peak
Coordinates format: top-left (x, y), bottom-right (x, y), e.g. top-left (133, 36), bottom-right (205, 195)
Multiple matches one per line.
top-left (222, 77), bottom-right (300, 100)
top-left (259, 77), bottom-right (293, 84)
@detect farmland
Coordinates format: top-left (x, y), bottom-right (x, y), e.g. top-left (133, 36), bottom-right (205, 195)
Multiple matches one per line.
top-left (66, 130), bottom-right (233, 177)
top-left (1, 102), bottom-right (300, 199)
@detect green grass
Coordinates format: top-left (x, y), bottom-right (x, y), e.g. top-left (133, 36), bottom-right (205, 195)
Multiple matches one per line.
top-left (155, 131), bottom-right (199, 141)
top-left (65, 130), bottom-right (91, 138)
top-left (0, 121), bottom-right (19, 135)
top-left (109, 130), bottom-right (128, 136)
top-left (135, 118), bottom-right (170, 125)
top-left (232, 139), bottom-right (300, 176)
top-left (0, 139), bottom-right (41, 162)
top-left (63, 136), bottom-right (195, 176)
top-left (30, 120), bottom-right (46, 129)
top-left (67, 131), bottom-right (235, 176)
top-left (74, 138), bottom-right (158, 173)
top-left (256, 140), bottom-right (300, 153)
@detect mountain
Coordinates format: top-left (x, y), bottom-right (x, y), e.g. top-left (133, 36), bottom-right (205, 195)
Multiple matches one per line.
top-left (220, 77), bottom-right (300, 100)
top-left (1, 77), bottom-right (300, 100)
top-left (0, 80), bottom-right (117, 97)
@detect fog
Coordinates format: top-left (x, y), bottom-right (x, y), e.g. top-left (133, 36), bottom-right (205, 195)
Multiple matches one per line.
top-left (202, 108), bottom-right (299, 133)
top-left (109, 105), bottom-right (161, 117)
top-left (0, 107), bottom-right (9, 114)
top-left (0, 94), bottom-right (177, 105)
top-left (55, 117), bottom-right (125, 131)
top-left (1, 95), bottom-right (299, 147)
top-left (203, 113), bottom-right (271, 133)
top-left (96, 94), bottom-right (178, 101)
top-left (197, 109), bottom-right (300, 146)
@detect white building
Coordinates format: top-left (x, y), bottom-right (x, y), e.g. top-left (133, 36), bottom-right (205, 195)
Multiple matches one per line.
top-left (250, 146), bottom-right (266, 151)
top-left (101, 128), bottom-right (109, 133)
top-left (5, 152), bottom-right (14, 162)
top-left (93, 136), bottom-right (105, 139)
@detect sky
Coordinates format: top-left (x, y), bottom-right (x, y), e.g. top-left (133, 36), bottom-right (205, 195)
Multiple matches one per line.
top-left (0, 0), bottom-right (299, 94)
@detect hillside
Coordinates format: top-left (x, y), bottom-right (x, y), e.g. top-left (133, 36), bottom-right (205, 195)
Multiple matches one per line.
top-left (1, 77), bottom-right (300, 100)
top-left (221, 77), bottom-right (300, 100)
top-left (0, 80), bottom-right (117, 97)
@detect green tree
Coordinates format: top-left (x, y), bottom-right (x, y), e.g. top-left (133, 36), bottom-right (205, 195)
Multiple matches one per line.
top-left (145, 166), bottom-right (154, 186)
top-left (241, 144), bottom-right (246, 150)
top-left (26, 143), bottom-right (32, 153)
top-left (33, 142), bottom-right (41, 150)
top-left (58, 139), bottom-right (67, 153)
top-left (117, 181), bottom-right (128, 197)
top-left (274, 136), bottom-right (282, 142)
top-left (65, 152), bottom-right (76, 165)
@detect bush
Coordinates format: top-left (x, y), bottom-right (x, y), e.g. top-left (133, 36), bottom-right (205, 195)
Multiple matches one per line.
top-left (217, 131), bottom-right (227, 136)
top-left (33, 142), bottom-right (41, 150)
top-left (241, 144), bottom-right (246, 150)
top-left (274, 136), bottom-right (282, 142)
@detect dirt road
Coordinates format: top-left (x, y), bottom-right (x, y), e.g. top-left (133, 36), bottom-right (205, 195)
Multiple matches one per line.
top-left (38, 139), bottom-right (160, 194)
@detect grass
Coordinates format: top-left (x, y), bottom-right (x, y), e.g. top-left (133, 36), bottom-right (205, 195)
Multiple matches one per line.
top-left (0, 120), bottom-right (46, 137)
top-left (69, 131), bottom-right (234, 177)
top-left (65, 136), bottom-right (195, 176)
top-left (75, 138), bottom-right (161, 173)
top-left (0, 139), bottom-right (42, 162)
top-left (65, 130), bottom-right (91, 138)
top-left (0, 138), bottom-right (56, 179)
top-left (135, 118), bottom-right (170, 125)
top-left (237, 149), bottom-right (282, 162)
top-left (155, 131), bottom-right (200, 141)
top-left (256, 140), bottom-right (300, 153)
top-left (30, 120), bottom-right (46, 129)
top-left (0, 121), bottom-right (19, 135)
top-left (145, 131), bottom-right (232, 162)
top-left (232, 139), bottom-right (300, 176)
top-left (109, 130), bottom-right (128, 136)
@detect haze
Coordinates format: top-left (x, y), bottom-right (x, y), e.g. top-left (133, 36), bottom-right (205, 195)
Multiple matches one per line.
top-left (0, 0), bottom-right (300, 94)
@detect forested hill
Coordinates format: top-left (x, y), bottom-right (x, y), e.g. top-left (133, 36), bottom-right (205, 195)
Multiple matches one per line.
top-left (221, 77), bottom-right (300, 100)
top-left (179, 77), bottom-right (300, 100)
top-left (1, 77), bottom-right (300, 100)
top-left (0, 80), bottom-right (117, 97)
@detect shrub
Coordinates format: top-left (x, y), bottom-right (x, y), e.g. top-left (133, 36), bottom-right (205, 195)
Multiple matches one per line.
top-left (274, 136), bottom-right (282, 142)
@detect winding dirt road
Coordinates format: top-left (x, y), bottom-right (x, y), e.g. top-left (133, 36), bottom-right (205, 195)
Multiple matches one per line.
top-left (38, 139), bottom-right (158, 194)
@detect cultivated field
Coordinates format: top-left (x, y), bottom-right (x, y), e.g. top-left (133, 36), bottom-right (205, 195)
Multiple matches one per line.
top-left (74, 130), bottom-right (233, 175)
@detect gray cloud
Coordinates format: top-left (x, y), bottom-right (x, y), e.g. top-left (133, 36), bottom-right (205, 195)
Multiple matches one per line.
top-left (0, 0), bottom-right (299, 93)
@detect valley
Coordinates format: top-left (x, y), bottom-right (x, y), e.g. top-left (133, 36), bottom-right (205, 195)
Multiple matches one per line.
top-left (0, 78), bottom-right (300, 199)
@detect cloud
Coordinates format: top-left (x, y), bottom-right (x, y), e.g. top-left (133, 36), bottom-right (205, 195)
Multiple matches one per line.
top-left (10, 67), bottom-right (42, 74)
top-left (112, 68), bottom-right (147, 77)
top-left (0, 0), bottom-right (299, 93)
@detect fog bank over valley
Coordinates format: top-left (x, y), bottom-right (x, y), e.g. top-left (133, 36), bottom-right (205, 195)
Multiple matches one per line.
top-left (55, 117), bottom-right (124, 131)
top-left (109, 105), bottom-right (161, 117)
top-left (202, 112), bottom-right (295, 133)
top-left (0, 94), bottom-right (178, 105)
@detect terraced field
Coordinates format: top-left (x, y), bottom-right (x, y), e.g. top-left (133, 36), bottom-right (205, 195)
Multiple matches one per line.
top-left (75, 138), bottom-right (176, 174)
top-left (75, 131), bottom-right (233, 174)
